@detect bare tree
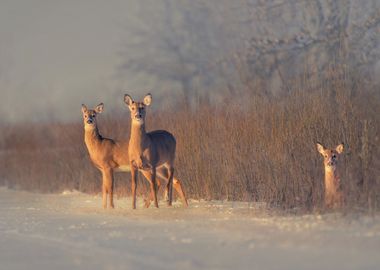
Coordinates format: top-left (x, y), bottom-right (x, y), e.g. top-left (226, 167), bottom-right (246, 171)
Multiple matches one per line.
top-left (240, 0), bottom-right (380, 94)
top-left (119, 0), bottom-right (227, 106)
top-left (118, 0), bottom-right (380, 101)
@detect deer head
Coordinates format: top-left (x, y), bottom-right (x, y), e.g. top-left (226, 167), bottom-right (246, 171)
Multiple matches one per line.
top-left (81, 103), bottom-right (104, 129)
top-left (124, 93), bottom-right (152, 125)
top-left (316, 142), bottom-right (344, 171)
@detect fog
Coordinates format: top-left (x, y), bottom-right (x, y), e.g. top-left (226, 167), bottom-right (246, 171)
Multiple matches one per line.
top-left (1, 0), bottom-right (379, 123)
top-left (0, 0), bottom-right (137, 122)
top-left (0, 0), bottom-right (234, 123)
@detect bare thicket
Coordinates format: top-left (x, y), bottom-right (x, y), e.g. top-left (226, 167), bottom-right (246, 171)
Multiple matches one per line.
top-left (0, 66), bottom-right (379, 211)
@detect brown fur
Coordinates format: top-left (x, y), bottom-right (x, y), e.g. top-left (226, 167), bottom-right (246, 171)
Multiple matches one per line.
top-left (124, 93), bottom-right (188, 209)
top-left (317, 142), bottom-right (344, 208)
top-left (82, 103), bottom-right (130, 209)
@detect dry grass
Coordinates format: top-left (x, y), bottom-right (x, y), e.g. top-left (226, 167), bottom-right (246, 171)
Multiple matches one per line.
top-left (0, 67), bottom-right (379, 212)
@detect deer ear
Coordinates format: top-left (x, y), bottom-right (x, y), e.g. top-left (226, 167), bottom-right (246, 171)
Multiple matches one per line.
top-left (336, 143), bottom-right (344, 154)
top-left (124, 94), bottom-right (133, 106)
top-left (81, 104), bottom-right (88, 114)
top-left (316, 142), bottom-right (325, 155)
top-left (95, 103), bottom-right (104, 114)
top-left (143, 93), bottom-right (152, 106)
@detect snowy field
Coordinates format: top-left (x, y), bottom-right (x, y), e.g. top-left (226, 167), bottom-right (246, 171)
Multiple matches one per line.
top-left (0, 187), bottom-right (379, 270)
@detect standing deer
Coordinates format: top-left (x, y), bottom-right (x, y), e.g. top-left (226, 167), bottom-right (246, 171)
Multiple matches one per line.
top-left (81, 103), bottom-right (130, 209)
top-left (316, 142), bottom-right (345, 208)
top-left (124, 93), bottom-right (188, 209)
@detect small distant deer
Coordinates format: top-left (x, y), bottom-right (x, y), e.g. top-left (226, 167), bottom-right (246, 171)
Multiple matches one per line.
top-left (124, 93), bottom-right (188, 209)
top-left (316, 142), bottom-right (345, 208)
top-left (81, 103), bottom-right (130, 209)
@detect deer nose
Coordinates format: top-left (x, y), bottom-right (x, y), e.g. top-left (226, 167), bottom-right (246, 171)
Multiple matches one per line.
top-left (87, 119), bottom-right (93, 124)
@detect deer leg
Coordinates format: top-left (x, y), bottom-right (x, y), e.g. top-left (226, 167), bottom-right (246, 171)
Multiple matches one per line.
top-left (167, 167), bottom-right (174, 206)
top-left (140, 170), bottom-right (152, 208)
top-left (156, 168), bottom-right (188, 207)
top-left (151, 168), bottom-right (158, 208)
top-left (156, 178), bottom-right (161, 192)
top-left (173, 178), bottom-right (188, 207)
top-left (139, 171), bottom-right (152, 208)
top-left (102, 180), bottom-right (107, 209)
top-left (149, 178), bottom-right (162, 207)
top-left (106, 168), bottom-right (115, 208)
top-left (140, 169), bottom-right (159, 208)
top-left (101, 169), bottom-right (107, 209)
top-left (131, 165), bottom-right (138, 209)
top-left (156, 168), bottom-right (169, 201)
top-left (101, 168), bottom-right (114, 209)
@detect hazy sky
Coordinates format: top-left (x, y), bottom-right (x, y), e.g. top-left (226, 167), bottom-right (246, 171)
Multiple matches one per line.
top-left (0, 0), bottom-right (141, 122)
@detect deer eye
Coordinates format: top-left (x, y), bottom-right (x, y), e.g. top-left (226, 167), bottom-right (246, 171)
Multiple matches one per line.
top-left (85, 115), bottom-right (88, 118)
top-left (324, 155), bottom-right (328, 158)
top-left (332, 154), bottom-right (336, 159)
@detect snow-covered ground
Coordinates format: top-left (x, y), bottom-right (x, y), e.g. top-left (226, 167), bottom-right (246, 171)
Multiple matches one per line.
top-left (0, 187), bottom-right (379, 270)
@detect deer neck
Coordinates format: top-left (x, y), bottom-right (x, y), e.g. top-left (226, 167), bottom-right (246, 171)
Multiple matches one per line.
top-left (84, 125), bottom-right (102, 148)
top-left (324, 166), bottom-right (339, 190)
top-left (130, 122), bottom-right (148, 153)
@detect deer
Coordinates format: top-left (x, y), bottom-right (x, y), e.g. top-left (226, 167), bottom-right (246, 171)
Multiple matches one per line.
top-left (81, 103), bottom-right (131, 209)
top-left (316, 142), bottom-right (345, 209)
top-left (124, 93), bottom-right (188, 209)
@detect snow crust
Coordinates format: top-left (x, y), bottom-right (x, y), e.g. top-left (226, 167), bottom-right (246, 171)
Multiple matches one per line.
top-left (0, 187), bottom-right (379, 270)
